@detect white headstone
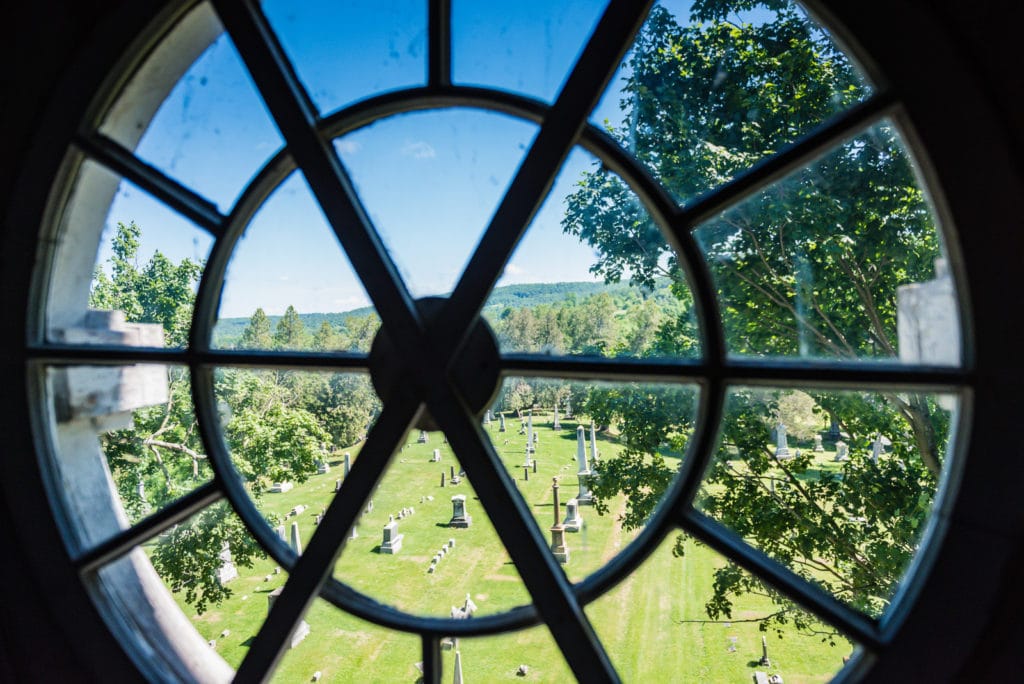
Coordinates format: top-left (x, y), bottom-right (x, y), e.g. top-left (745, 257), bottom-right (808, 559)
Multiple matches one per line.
top-left (589, 422), bottom-right (598, 467)
top-left (774, 423), bottom-right (791, 458)
top-left (527, 413), bottom-right (535, 453)
top-left (576, 426), bottom-right (588, 472)
top-left (343, 452), bottom-right (351, 476)
top-left (380, 522), bottom-right (403, 554)
top-left (562, 498), bottom-right (583, 532)
top-left (835, 441), bottom-right (849, 462)
top-left (871, 433), bottom-right (885, 462)
top-left (813, 434), bottom-right (825, 452)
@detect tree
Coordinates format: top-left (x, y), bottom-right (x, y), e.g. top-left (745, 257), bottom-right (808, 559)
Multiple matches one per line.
top-left (239, 307), bottom-right (273, 349)
top-left (312, 320), bottom-right (341, 351)
top-left (561, 2), bottom-right (949, 634)
top-left (274, 304), bottom-right (308, 350)
top-left (91, 224), bottom-right (329, 613)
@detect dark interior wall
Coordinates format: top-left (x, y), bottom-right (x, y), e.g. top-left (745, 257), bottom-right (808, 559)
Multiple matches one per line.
top-left (1, 1), bottom-right (1022, 681)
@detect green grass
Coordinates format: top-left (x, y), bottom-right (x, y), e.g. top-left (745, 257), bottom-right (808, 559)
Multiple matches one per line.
top-left (161, 418), bottom-right (852, 682)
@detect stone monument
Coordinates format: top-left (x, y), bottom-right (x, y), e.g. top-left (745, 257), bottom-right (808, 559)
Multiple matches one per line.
top-left (552, 404), bottom-right (561, 430)
top-left (774, 422), bottom-right (791, 459)
top-left (562, 498), bottom-right (583, 532)
top-left (290, 522), bottom-right (302, 555)
top-left (549, 478), bottom-right (569, 563)
top-left (834, 440), bottom-right (849, 462)
top-left (449, 494), bottom-right (472, 528)
top-left (380, 521), bottom-right (404, 554)
top-left (499, 413), bottom-right (506, 432)
top-left (813, 434), bottom-right (825, 452)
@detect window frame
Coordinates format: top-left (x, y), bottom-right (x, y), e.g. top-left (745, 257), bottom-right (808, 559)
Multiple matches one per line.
top-left (1, 0), bottom-right (1020, 682)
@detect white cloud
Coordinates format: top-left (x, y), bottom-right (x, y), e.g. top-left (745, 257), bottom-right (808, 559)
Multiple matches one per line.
top-left (336, 139), bottom-right (361, 155)
top-left (400, 140), bottom-right (436, 159)
top-left (503, 263), bottom-right (525, 277)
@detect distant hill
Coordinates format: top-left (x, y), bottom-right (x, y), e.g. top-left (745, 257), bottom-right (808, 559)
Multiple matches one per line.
top-left (213, 279), bottom-right (672, 347)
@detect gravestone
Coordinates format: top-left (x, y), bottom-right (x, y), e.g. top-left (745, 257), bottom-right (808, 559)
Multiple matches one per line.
top-left (499, 413), bottom-right (506, 432)
top-left (449, 494), bottom-right (472, 528)
top-left (276, 524), bottom-right (287, 543)
top-left (270, 482), bottom-right (293, 493)
top-left (834, 441), bottom-right (849, 462)
top-left (576, 470), bottom-right (593, 505)
top-left (562, 498), bottom-right (583, 532)
top-left (759, 635), bottom-right (770, 666)
top-left (217, 542), bottom-right (238, 584)
top-left (316, 460), bottom-right (329, 475)
top-left (343, 452), bottom-right (351, 477)
top-left (774, 422), bottom-right (791, 459)
top-left (290, 522), bottom-right (302, 555)
top-left (441, 472), bottom-right (446, 487)
top-left (523, 465), bottom-right (529, 481)
top-left (814, 434), bottom-right (825, 452)
top-left (527, 414), bottom-right (535, 454)
top-left (523, 445), bottom-right (533, 469)
top-left (828, 420), bottom-right (841, 440)
top-left (449, 465), bottom-right (461, 485)
top-left (334, 479), bottom-right (342, 493)
top-left (453, 650), bottom-right (464, 684)
top-left (590, 423), bottom-right (599, 467)
top-left (552, 404), bottom-right (561, 430)
top-left (432, 448), bottom-right (441, 462)
top-left (380, 521), bottom-right (404, 554)
top-left (575, 426), bottom-right (588, 472)
top-left (417, 430), bottom-right (428, 444)
top-left (549, 478), bottom-right (569, 563)
top-left (348, 525), bottom-right (358, 540)
top-left (484, 410), bottom-right (491, 426)
top-left (267, 587), bottom-right (310, 648)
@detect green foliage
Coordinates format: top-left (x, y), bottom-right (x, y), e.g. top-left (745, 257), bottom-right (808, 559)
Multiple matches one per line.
top-left (238, 307), bottom-right (272, 349)
top-left (149, 503), bottom-right (265, 615)
top-left (90, 221), bottom-right (202, 347)
top-left (559, 2), bottom-right (950, 635)
top-left (274, 304), bottom-right (309, 350)
top-left (90, 223), bottom-right (381, 613)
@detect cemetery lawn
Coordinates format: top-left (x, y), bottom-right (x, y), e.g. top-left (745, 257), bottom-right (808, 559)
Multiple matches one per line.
top-left (155, 418), bottom-right (851, 682)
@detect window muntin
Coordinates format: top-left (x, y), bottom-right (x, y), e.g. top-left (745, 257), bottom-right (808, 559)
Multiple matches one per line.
top-left (33, 0), bottom-right (969, 681)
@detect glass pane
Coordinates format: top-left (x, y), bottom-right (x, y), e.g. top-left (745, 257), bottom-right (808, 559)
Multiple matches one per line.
top-left (101, 25), bottom-right (283, 213)
top-left (262, 0), bottom-right (426, 115)
top-left (271, 599), bottom-right (420, 682)
top-left (335, 109), bottom-right (537, 299)
top-left (697, 387), bottom-right (958, 618)
top-left (590, 0), bottom-right (873, 206)
top-left (586, 534), bottom-right (854, 682)
top-left (452, 0), bottom-right (609, 103)
top-left (93, 502), bottom-right (272, 674)
top-left (332, 429), bottom-right (533, 618)
top-left (45, 364), bottom-right (213, 551)
top-left (214, 172), bottom-right (378, 353)
top-left (438, 622), bottom-right (573, 683)
top-left (486, 378), bottom-right (698, 583)
top-left (214, 369), bottom-right (380, 491)
top-left (50, 163), bottom-right (211, 349)
top-left (492, 146), bottom-right (700, 360)
top-left (695, 121), bottom-right (958, 364)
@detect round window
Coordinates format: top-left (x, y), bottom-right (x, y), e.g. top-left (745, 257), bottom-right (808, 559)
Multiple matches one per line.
top-left (28, 1), bottom-right (971, 681)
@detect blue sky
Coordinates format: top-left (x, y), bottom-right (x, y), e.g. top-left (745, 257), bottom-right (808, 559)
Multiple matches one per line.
top-left (99, 0), bottom-right (697, 318)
